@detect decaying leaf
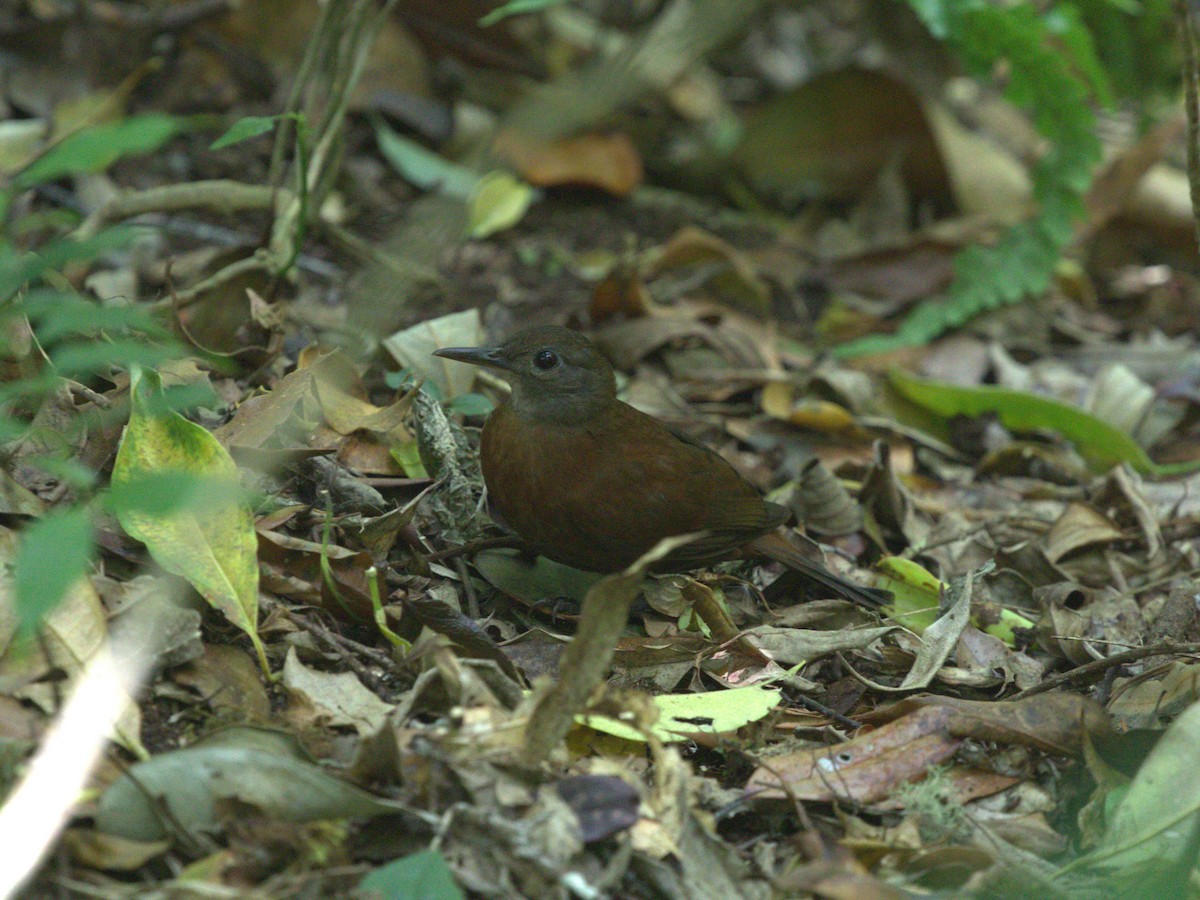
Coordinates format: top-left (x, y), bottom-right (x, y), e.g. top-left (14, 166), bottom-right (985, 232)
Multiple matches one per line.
top-left (95, 726), bottom-right (404, 841)
top-left (746, 692), bottom-right (1106, 803)
top-left (11, 5), bottom-right (1200, 895)
top-left (0, 570), bottom-right (144, 757)
top-left (384, 309), bottom-right (482, 399)
top-left (281, 647), bottom-right (392, 736)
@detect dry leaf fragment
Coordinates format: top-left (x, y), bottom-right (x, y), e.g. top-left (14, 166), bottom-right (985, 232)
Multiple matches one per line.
top-left (745, 706), bottom-right (963, 803)
top-left (865, 692), bottom-right (1110, 756)
top-left (172, 644), bottom-right (272, 721)
top-left (644, 226), bottom-right (770, 318)
top-left (746, 692), bottom-right (1106, 804)
top-left (494, 129), bottom-right (643, 196)
top-left (1042, 502), bottom-right (1123, 564)
top-left (281, 647), bottom-right (392, 736)
top-left (213, 354), bottom-right (335, 452)
top-left (733, 67), bottom-right (950, 209)
top-left (95, 726), bottom-right (403, 841)
top-left (256, 526), bottom-right (374, 621)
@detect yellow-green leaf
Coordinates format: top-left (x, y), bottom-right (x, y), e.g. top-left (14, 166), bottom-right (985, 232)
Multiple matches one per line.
top-left (469, 170), bottom-right (535, 238)
top-left (111, 368), bottom-right (267, 676)
top-left (876, 556), bottom-right (942, 634)
top-left (389, 439), bottom-right (429, 479)
top-left (580, 685), bottom-right (782, 743)
top-left (877, 556), bottom-right (1034, 645)
top-left (889, 370), bottom-right (1200, 478)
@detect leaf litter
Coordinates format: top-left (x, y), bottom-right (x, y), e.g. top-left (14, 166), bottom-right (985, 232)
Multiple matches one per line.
top-left (1, 2), bottom-right (1200, 898)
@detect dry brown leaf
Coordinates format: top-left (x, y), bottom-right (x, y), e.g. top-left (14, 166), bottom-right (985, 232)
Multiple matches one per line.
top-left (734, 67), bottom-right (950, 209)
top-left (256, 527), bottom-right (374, 621)
top-left (1041, 502), bottom-right (1123, 564)
top-left (172, 644), bottom-right (272, 721)
top-left (644, 226), bottom-right (770, 318)
top-left (494, 130), bottom-right (642, 196)
top-left (745, 705), bottom-right (963, 803)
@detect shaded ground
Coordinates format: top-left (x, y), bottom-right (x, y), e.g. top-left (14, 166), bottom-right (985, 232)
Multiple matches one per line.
top-left (3, 2), bottom-right (1200, 899)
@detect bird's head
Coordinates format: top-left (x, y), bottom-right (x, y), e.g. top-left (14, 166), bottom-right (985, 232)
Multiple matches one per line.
top-left (434, 326), bottom-right (617, 423)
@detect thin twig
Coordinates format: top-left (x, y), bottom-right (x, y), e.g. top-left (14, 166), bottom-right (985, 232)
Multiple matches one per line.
top-left (268, 2), bottom-right (330, 186)
top-left (1011, 640), bottom-right (1200, 699)
top-left (72, 181), bottom-right (284, 240)
top-left (150, 253), bottom-right (273, 309)
top-left (301, 612), bottom-right (399, 688)
top-left (788, 691), bottom-right (863, 731)
top-left (455, 556), bottom-right (480, 620)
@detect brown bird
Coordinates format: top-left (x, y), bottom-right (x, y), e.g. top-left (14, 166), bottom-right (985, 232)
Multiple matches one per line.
top-left (434, 326), bottom-right (887, 608)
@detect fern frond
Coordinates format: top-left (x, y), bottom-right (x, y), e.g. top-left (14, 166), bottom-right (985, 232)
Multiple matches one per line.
top-left (837, 1), bottom-right (1107, 357)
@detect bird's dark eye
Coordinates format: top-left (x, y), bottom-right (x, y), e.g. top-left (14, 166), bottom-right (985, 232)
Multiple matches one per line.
top-left (533, 349), bottom-right (559, 370)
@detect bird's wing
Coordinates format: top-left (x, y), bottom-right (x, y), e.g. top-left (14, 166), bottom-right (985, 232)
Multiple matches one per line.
top-left (611, 407), bottom-right (786, 570)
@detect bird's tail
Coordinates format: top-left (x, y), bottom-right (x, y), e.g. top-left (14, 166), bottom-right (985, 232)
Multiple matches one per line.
top-left (747, 531), bottom-right (890, 609)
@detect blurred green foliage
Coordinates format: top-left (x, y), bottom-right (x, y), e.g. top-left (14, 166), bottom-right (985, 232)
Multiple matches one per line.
top-left (840, 0), bottom-right (1155, 356)
top-left (2, 114), bottom-right (205, 634)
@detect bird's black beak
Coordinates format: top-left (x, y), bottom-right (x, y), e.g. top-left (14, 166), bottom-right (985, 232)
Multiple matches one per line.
top-left (432, 345), bottom-right (511, 371)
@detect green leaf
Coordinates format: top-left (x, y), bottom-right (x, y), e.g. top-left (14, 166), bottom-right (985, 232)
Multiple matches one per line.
top-left (468, 170), bottom-right (535, 238)
top-left (107, 471), bottom-right (243, 518)
top-left (581, 685), bottom-right (783, 743)
top-left (27, 456), bottom-right (99, 492)
top-left (96, 726), bottom-right (401, 841)
top-left (119, 380), bottom-right (219, 418)
top-left (473, 547), bottom-right (602, 605)
top-left (0, 412), bottom-right (26, 443)
top-left (876, 556), bottom-right (1032, 643)
top-left (23, 288), bottom-right (170, 342)
top-left (50, 339), bottom-right (181, 378)
top-left (446, 392), bottom-right (494, 417)
top-left (3, 277), bottom-right (203, 419)
top-left (359, 851), bottom-right (464, 900)
top-left (16, 114), bottom-right (198, 188)
top-left (0, 372), bottom-right (61, 414)
top-left (111, 367), bottom-right (268, 676)
top-left (889, 370), bottom-right (1200, 478)
top-left (384, 369), bottom-right (420, 393)
top-left (1044, 4), bottom-right (1112, 104)
top-left (1071, 0), bottom-right (1176, 103)
top-left (12, 520), bottom-right (146, 757)
top-left (479, 0), bottom-right (569, 27)
top-left (211, 115), bottom-right (280, 150)
top-left (13, 507), bottom-right (94, 635)
top-left (373, 119), bottom-right (477, 199)
top-left (390, 439), bottom-right (430, 479)
top-left (0, 230), bottom-right (135, 298)
top-left (1074, 698), bottom-right (1200, 876)
top-left (875, 556), bottom-right (942, 634)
